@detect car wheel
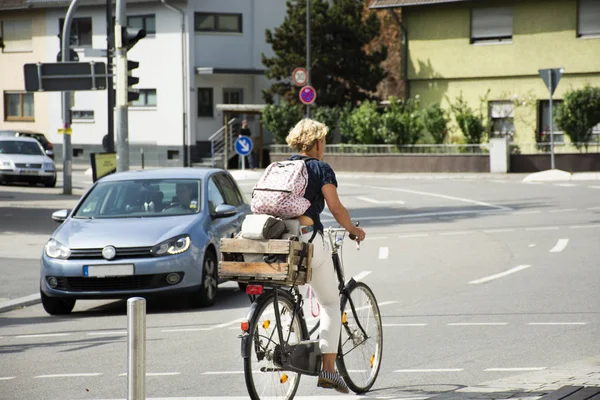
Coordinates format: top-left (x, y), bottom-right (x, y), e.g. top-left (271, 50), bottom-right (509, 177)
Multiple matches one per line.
top-left (41, 290), bottom-right (75, 315)
top-left (44, 176), bottom-right (57, 188)
top-left (190, 250), bottom-right (218, 308)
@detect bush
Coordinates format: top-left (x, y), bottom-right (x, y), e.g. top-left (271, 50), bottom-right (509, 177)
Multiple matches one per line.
top-left (379, 96), bottom-right (424, 146)
top-left (422, 103), bottom-right (449, 144)
top-left (448, 92), bottom-right (488, 144)
top-left (344, 101), bottom-right (383, 144)
top-left (312, 106), bottom-right (342, 144)
top-left (262, 103), bottom-right (304, 144)
top-left (555, 85), bottom-right (600, 150)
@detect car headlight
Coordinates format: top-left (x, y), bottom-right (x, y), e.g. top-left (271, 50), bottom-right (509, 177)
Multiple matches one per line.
top-left (0, 161), bottom-right (13, 171)
top-left (151, 235), bottom-right (191, 256)
top-left (42, 162), bottom-right (55, 171)
top-left (45, 239), bottom-right (71, 259)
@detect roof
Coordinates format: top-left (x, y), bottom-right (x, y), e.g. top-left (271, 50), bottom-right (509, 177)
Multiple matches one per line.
top-left (0, 0), bottom-right (27, 10)
top-left (100, 167), bottom-right (224, 182)
top-left (370, 0), bottom-right (473, 8)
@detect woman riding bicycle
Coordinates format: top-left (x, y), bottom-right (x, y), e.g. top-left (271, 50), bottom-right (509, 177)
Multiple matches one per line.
top-left (285, 118), bottom-right (366, 393)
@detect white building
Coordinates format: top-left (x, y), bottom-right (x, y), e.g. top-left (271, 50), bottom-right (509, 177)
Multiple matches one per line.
top-left (0, 0), bottom-right (288, 167)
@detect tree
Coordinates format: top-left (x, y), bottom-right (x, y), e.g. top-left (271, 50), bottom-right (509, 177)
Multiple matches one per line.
top-left (447, 91), bottom-right (490, 144)
top-left (262, 0), bottom-right (387, 107)
top-left (262, 103), bottom-right (304, 144)
top-left (555, 85), bottom-right (600, 151)
top-left (422, 103), bottom-right (449, 144)
top-left (379, 96), bottom-right (424, 146)
top-left (345, 101), bottom-right (383, 144)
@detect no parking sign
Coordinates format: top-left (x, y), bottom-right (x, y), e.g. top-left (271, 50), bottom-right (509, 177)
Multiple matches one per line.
top-left (299, 85), bottom-right (316, 105)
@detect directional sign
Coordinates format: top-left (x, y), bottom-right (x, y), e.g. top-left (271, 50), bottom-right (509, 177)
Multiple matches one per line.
top-left (235, 136), bottom-right (253, 156)
top-left (24, 62), bottom-right (108, 92)
top-left (299, 85), bottom-right (316, 105)
top-left (538, 68), bottom-right (564, 96)
top-left (292, 67), bottom-right (308, 86)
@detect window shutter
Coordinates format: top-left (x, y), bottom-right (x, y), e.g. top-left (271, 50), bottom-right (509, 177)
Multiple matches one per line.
top-left (3, 20), bottom-right (33, 52)
top-left (471, 7), bottom-right (513, 41)
top-left (578, 0), bottom-right (600, 36)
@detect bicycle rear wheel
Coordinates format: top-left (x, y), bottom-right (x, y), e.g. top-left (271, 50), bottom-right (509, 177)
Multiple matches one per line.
top-left (243, 293), bottom-right (305, 400)
top-left (336, 281), bottom-right (383, 393)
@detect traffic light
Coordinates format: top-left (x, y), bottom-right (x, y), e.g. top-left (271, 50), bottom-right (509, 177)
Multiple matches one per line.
top-left (121, 27), bottom-right (146, 51)
top-left (127, 60), bottom-right (140, 102)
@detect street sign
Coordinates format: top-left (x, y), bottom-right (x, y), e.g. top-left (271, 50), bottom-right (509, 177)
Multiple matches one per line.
top-left (538, 68), bottom-right (564, 96)
top-left (56, 49), bottom-right (79, 62)
top-left (292, 67), bottom-right (308, 86)
top-left (24, 62), bottom-right (108, 92)
top-left (58, 128), bottom-right (73, 135)
top-left (235, 136), bottom-right (253, 156)
top-left (299, 85), bottom-right (316, 105)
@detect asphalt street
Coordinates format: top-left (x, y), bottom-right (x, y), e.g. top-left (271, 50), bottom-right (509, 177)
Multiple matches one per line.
top-left (0, 169), bottom-right (599, 399)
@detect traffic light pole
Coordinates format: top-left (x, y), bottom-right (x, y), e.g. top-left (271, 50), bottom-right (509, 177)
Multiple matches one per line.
top-left (306, 0), bottom-right (311, 118)
top-left (115, 0), bottom-right (129, 172)
top-left (60, 0), bottom-right (82, 195)
top-left (106, 0), bottom-right (115, 153)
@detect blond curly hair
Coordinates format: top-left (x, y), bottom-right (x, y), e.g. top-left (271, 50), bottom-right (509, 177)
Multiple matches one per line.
top-left (286, 118), bottom-right (329, 152)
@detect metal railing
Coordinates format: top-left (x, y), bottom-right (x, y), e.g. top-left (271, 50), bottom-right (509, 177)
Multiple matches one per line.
top-left (511, 142), bottom-right (600, 155)
top-left (269, 143), bottom-right (490, 155)
top-left (209, 118), bottom-right (237, 168)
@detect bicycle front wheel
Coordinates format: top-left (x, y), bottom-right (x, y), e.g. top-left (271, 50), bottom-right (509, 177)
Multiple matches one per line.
top-left (337, 281), bottom-right (383, 393)
top-left (243, 293), bottom-right (305, 400)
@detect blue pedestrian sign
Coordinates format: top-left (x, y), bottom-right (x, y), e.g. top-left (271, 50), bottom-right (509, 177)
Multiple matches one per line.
top-left (235, 136), bottom-right (253, 156)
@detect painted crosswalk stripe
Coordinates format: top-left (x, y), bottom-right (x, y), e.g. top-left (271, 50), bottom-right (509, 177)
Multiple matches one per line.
top-left (0, 377), bottom-right (15, 380)
top-left (378, 247), bottom-right (389, 259)
top-left (119, 372), bottom-right (180, 377)
top-left (525, 226), bottom-right (559, 231)
top-left (394, 368), bottom-right (463, 373)
top-left (483, 228), bottom-right (515, 233)
top-left (484, 367), bottom-right (546, 372)
top-left (35, 373), bottom-right (102, 378)
top-left (202, 371), bottom-right (244, 375)
top-left (161, 328), bottom-right (212, 333)
top-left (16, 333), bottom-right (71, 338)
top-left (549, 239), bottom-right (569, 253)
top-left (87, 331), bottom-right (127, 336)
top-left (469, 265), bottom-right (532, 284)
top-left (384, 323), bottom-right (428, 327)
top-left (447, 322), bottom-right (508, 326)
top-left (527, 322), bottom-right (587, 326)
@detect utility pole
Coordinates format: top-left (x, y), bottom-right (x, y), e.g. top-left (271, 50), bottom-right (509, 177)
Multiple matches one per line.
top-left (115, 0), bottom-right (129, 172)
top-left (306, 0), bottom-right (311, 118)
top-left (106, 0), bottom-right (115, 153)
top-left (60, 0), bottom-right (82, 195)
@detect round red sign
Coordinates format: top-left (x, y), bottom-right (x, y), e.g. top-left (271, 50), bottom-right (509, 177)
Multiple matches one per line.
top-left (292, 67), bottom-right (308, 86)
top-left (299, 85), bottom-right (316, 105)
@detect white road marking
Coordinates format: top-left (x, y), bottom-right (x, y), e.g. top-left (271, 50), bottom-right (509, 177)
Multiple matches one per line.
top-left (161, 328), bottom-right (212, 333)
top-left (394, 368), bottom-right (464, 373)
top-left (353, 271), bottom-right (372, 281)
top-left (483, 228), bottom-right (515, 233)
top-left (356, 196), bottom-right (405, 205)
top-left (525, 226), bottom-right (559, 231)
top-left (211, 318), bottom-right (246, 330)
top-left (398, 233), bottom-right (429, 238)
top-left (383, 323), bottom-right (428, 327)
top-left (87, 331), bottom-right (127, 336)
top-left (119, 372), bottom-right (181, 377)
top-left (527, 322), bottom-right (587, 326)
top-left (201, 371), bottom-right (244, 375)
top-left (35, 373), bottom-right (102, 378)
top-left (589, 186), bottom-right (600, 189)
top-left (377, 301), bottom-right (399, 307)
top-left (550, 208), bottom-right (577, 213)
top-left (447, 322), bottom-right (508, 326)
top-left (569, 224), bottom-right (600, 229)
top-left (587, 206), bottom-right (600, 210)
top-left (529, 244), bottom-right (536, 247)
top-left (484, 367), bottom-right (546, 372)
top-left (367, 236), bottom-right (389, 240)
top-left (322, 209), bottom-right (503, 224)
top-left (0, 377), bottom-right (15, 380)
top-left (549, 239), bottom-right (569, 253)
top-left (469, 265), bottom-right (532, 285)
top-left (555, 183), bottom-right (577, 187)
top-left (439, 231), bottom-right (473, 236)
top-left (378, 247), bottom-right (389, 259)
top-left (344, 183), bottom-right (512, 210)
top-left (513, 210), bottom-right (542, 215)
top-left (16, 333), bottom-right (71, 339)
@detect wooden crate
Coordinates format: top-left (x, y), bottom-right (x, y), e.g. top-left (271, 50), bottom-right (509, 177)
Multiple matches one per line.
top-left (219, 237), bottom-right (313, 285)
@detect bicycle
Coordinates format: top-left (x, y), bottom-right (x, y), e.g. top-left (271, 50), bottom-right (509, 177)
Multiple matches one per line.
top-left (238, 225), bottom-right (383, 400)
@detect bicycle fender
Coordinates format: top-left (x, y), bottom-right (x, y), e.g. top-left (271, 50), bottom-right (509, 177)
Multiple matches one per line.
top-left (241, 299), bottom-right (261, 359)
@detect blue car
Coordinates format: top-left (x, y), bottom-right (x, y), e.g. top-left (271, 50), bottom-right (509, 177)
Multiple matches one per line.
top-left (40, 168), bottom-right (251, 315)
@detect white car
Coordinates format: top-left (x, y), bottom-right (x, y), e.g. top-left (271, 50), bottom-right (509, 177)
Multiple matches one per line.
top-left (0, 136), bottom-right (57, 187)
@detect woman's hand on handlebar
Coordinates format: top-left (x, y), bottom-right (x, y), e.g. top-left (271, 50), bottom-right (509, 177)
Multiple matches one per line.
top-left (349, 226), bottom-right (366, 242)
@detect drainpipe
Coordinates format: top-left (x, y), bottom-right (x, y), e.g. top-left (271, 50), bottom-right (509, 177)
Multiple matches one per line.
top-left (161, 0), bottom-right (189, 167)
top-left (388, 8), bottom-right (409, 100)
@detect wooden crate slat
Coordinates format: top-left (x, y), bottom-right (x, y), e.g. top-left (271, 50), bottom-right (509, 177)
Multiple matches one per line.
top-left (221, 238), bottom-right (291, 254)
top-left (220, 261), bottom-right (290, 277)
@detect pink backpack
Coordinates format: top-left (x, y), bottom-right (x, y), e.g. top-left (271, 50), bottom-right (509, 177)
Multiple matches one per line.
top-left (251, 159), bottom-right (313, 218)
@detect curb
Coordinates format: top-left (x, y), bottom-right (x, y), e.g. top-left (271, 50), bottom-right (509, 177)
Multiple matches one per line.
top-left (0, 293), bottom-right (41, 313)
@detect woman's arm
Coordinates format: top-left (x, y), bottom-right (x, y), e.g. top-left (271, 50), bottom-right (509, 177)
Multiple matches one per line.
top-left (322, 184), bottom-right (366, 240)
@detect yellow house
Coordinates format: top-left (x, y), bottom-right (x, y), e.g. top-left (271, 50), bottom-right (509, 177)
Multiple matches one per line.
top-left (371, 0), bottom-right (600, 152)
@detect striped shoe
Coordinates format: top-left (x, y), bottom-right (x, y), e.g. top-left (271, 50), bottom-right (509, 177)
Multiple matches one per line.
top-left (317, 370), bottom-right (349, 394)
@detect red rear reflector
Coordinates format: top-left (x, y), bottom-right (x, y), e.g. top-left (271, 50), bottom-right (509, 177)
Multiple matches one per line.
top-left (246, 285), bottom-right (263, 295)
top-left (241, 321), bottom-right (249, 331)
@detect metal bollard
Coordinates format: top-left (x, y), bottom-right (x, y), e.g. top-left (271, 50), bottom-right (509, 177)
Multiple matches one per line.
top-left (140, 148), bottom-right (144, 169)
top-left (127, 297), bottom-right (146, 400)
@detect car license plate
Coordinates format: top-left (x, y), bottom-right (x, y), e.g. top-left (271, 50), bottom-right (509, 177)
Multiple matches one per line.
top-left (20, 169), bottom-right (39, 175)
top-left (83, 264), bottom-right (134, 277)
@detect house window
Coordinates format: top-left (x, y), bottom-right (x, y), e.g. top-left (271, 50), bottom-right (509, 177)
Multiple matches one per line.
top-left (578, 0), bottom-right (600, 38)
top-left (1, 20), bottom-right (33, 52)
top-left (131, 89), bottom-right (157, 107)
top-left (4, 92), bottom-right (34, 121)
top-left (538, 100), bottom-right (564, 144)
top-left (471, 7), bottom-right (513, 44)
top-left (72, 110), bottom-right (94, 120)
top-left (59, 17), bottom-right (92, 47)
top-left (489, 101), bottom-right (514, 138)
top-left (198, 88), bottom-right (213, 117)
top-left (592, 123), bottom-right (600, 142)
top-left (128, 15), bottom-right (156, 35)
top-left (195, 13), bottom-right (242, 33)
top-left (223, 88), bottom-right (243, 104)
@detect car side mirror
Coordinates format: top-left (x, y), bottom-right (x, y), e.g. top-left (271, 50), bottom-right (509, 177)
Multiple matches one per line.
top-left (52, 209), bottom-right (69, 223)
top-left (214, 204), bottom-right (236, 218)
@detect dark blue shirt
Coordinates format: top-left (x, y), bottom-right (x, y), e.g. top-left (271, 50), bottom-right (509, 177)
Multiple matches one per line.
top-left (288, 154), bottom-right (338, 233)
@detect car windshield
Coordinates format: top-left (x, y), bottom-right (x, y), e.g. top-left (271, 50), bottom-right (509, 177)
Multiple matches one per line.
top-left (0, 140), bottom-right (44, 155)
top-left (74, 179), bottom-right (202, 218)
